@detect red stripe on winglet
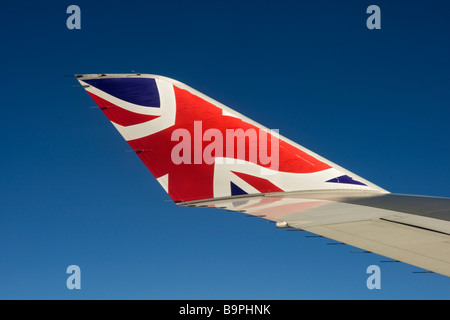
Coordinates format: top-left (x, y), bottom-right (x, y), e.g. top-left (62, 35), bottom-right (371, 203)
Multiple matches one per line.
top-left (88, 92), bottom-right (160, 126)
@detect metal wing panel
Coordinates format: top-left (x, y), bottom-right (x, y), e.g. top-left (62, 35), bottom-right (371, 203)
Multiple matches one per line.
top-left (302, 219), bottom-right (450, 277)
top-left (182, 191), bottom-right (450, 276)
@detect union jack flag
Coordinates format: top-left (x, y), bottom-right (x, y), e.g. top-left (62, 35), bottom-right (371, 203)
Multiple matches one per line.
top-left (78, 74), bottom-right (380, 203)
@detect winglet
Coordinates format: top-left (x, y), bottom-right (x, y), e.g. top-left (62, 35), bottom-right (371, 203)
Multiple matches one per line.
top-left (77, 74), bottom-right (388, 203)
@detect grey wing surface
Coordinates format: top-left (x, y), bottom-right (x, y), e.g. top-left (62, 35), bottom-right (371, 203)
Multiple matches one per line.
top-left (182, 191), bottom-right (450, 277)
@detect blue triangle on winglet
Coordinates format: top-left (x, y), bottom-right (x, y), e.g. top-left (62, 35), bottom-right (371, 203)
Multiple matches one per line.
top-left (325, 175), bottom-right (367, 186)
top-left (231, 182), bottom-right (248, 196)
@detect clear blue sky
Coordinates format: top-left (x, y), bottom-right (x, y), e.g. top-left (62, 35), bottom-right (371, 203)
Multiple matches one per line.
top-left (1, 0), bottom-right (449, 299)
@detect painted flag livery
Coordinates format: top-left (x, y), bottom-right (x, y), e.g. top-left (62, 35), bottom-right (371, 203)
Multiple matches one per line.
top-left (77, 74), bottom-right (386, 203)
top-left (76, 74), bottom-right (450, 277)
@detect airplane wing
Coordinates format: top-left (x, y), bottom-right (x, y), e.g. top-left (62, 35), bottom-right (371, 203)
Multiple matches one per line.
top-left (76, 73), bottom-right (450, 277)
top-left (182, 192), bottom-right (450, 276)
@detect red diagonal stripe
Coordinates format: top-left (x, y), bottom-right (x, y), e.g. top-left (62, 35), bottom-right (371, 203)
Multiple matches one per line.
top-left (88, 92), bottom-right (160, 127)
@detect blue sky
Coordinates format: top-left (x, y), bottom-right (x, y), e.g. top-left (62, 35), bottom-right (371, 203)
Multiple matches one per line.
top-left (1, 0), bottom-right (449, 299)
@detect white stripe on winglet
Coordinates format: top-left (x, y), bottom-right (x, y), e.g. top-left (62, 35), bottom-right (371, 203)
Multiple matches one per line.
top-left (111, 79), bottom-right (176, 141)
top-left (156, 173), bottom-right (169, 193)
